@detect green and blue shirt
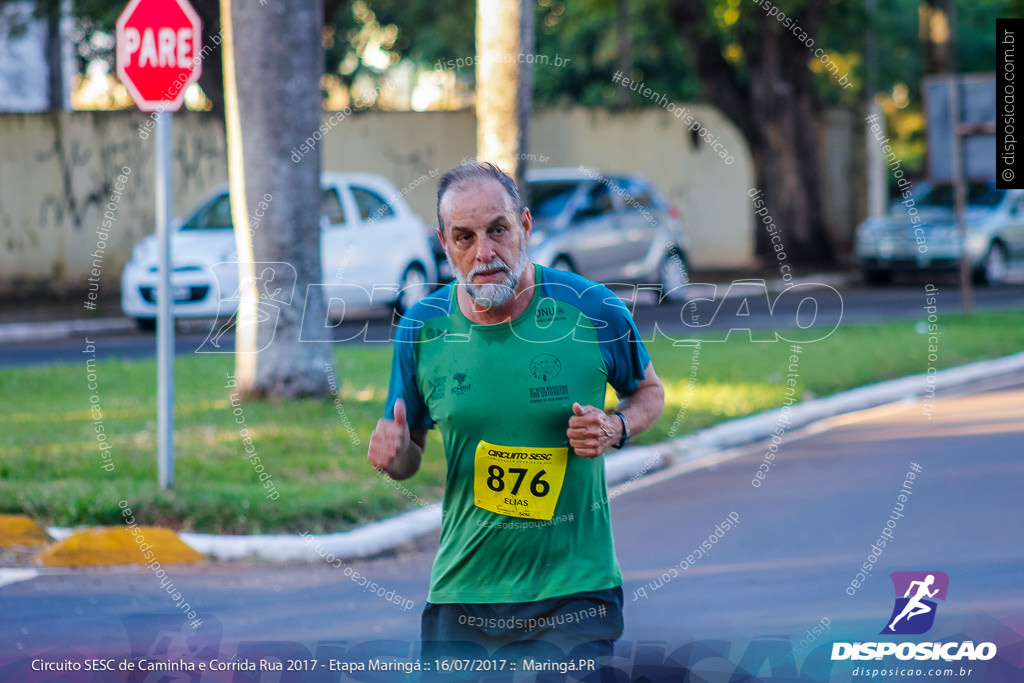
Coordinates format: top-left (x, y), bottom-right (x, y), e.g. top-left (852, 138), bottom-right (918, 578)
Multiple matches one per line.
top-left (384, 264), bottom-right (651, 604)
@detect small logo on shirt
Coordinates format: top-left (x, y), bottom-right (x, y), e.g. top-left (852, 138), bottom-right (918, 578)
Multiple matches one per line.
top-left (536, 303), bottom-right (556, 323)
top-left (534, 302), bottom-right (565, 324)
top-left (529, 354), bottom-right (562, 382)
top-left (451, 372), bottom-right (472, 395)
top-left (529, 384), bottom-right (570, 404)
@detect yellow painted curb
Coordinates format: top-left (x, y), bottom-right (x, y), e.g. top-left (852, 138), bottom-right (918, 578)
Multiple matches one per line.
top-left (37, 527), bottom-right (206, 568)
top-left (0, 514), bottom-right (52, 547)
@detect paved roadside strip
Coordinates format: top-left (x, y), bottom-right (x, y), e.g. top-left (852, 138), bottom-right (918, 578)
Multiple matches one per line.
top-left (26, 350), bottom-right (1021, 567)
top-left (0, 317), bottom-right (135, 344)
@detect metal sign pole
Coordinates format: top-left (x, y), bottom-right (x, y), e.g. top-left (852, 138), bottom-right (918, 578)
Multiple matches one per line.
top-left (948, 79), bottom-right (974, 315)
top-left (156, 110), bottom-right (176, 489)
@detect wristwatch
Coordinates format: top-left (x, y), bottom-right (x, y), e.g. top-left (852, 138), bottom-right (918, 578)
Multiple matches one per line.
top-left (614, 411), bottom-right (630, 449)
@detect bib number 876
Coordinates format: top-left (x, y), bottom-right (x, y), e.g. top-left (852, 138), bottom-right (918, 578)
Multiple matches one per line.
top-left (486, 465), bottom-right (549, 497)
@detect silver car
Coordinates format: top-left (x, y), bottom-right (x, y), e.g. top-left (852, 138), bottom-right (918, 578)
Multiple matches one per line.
top-left (856, 183), bottom-right (1024, 285)
top-left (525, 168), bottom-right (690, 300)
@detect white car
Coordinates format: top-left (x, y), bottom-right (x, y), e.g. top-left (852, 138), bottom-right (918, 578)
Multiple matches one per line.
top-left (121, 172), bottom-right (436, 330)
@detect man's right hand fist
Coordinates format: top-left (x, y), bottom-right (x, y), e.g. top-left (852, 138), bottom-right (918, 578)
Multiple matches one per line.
top-left (368, 398), bottom-right (411, 473)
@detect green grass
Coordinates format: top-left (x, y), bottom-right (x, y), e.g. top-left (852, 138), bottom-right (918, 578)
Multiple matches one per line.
top-left (1, 310), bottom-right (1021, 533)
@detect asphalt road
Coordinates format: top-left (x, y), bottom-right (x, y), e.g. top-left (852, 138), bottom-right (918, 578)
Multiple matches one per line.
top-left (1, 376), bottom-right (1021, 681)
top-left (1, 282), bottom-right (1022, 367)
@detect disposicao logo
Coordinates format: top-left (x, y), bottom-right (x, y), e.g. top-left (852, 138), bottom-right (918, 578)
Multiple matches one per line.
top-left (832, 571), bottom-right (997, 662)
top-left (881, 571), bottom-right (948, 635)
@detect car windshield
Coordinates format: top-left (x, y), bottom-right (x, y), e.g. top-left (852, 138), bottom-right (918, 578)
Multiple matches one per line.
top-left (529, 181), bottom-right (578, 221)
top-left (918, 185), bottom-right (1005, 209)
top-left (181, 187), bottom-right (341, 230)
top-left (612, 177), bottom-right (665, 211)
top-left (181, 194), bottom-right (233, 230)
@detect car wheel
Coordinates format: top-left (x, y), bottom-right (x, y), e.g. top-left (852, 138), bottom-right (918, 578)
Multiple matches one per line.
top-left (135, 317), bottom-right (157, 332)
top-left (974, 242), bottom-right (1008, 286)
top-left (551, 257), bottom-right (576, 274)
top-left (863, 268), bottom-right (893, 286)
top-left (658, 248), bottom-right (689, 303)
top-left (395, 264), bottom-right (429, 315)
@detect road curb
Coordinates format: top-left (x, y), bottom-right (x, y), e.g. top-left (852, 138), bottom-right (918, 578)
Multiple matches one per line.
top-left (40, 350), bottom-right (1019, 566)
top-left (38, 526), bottom-right (205, 568)
top-left (673, 350), bottom-right (1024, 455)
top-left (0, 515), bottom-right (51, 548)
top-left (0, 519), bottom-right (206, 569)
top-left (181, 506), bottom-right (444, 562)
top-left (0, 318), bottom-right (135, 343)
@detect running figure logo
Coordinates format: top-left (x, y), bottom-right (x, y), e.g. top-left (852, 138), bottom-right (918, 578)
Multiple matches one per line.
top-left (881, 571), bottom-right (949, 635)
top-left (198, 263), bottom-right (295, 354)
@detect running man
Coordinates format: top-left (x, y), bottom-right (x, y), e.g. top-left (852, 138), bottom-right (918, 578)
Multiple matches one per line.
top-left (208, 267), bottom-right (283, 348)
top-left (367, 162), bottom-right (665, 662)
top-left (889, 574), bottom-right (939, 631)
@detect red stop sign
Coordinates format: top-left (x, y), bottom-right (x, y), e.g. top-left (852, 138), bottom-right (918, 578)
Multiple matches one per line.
top-left (116, 0), bottom-right (202, 112)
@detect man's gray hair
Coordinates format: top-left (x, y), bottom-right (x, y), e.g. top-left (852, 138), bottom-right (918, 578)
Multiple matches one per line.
top-left (436, 161), bottom-right (523, 234)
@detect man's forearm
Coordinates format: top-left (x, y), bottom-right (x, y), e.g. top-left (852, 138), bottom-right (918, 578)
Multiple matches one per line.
top-left (613, 383), bottom-right (665, 439)
top-left (600, 362), bottom-right (666, 449)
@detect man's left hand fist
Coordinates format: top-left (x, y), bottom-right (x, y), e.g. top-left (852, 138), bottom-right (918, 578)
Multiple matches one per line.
top-left (567, 402), bottom-right (619, 458)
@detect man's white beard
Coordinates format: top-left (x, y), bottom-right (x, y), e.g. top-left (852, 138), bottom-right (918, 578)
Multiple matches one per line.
top-left (446, 232), bottom-right (530, 309)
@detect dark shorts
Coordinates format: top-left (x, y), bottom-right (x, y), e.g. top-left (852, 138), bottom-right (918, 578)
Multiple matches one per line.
top-left (420, 586), bottom-right (623, 662)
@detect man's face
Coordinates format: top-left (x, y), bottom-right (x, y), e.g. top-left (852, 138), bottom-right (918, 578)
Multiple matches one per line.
top-left (439, 179), bottom-right (532, 308)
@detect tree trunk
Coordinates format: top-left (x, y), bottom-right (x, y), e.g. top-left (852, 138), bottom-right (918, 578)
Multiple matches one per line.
top-left (920, 0), bottom-right (955, 75)
top-left (46, 7), bottom-right (67, 111)
top-left (517, 0), bottom-right (534, 203)
top-left (616, 0), bottom-right (630, 107)
top-left (476, 0), bottom-right (533, 192)
top-left (221, 0), bottom-right (332, 398)
top-left (192, 0), bottom-right (225, 117)
top-left (748, 13), bottom-right (833, 263)
top-left (666, 0), bottom-right (834, 264)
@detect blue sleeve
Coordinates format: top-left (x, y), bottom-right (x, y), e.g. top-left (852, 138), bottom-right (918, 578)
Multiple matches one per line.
top-left (541, 270), bottom-right (652, 395)
top-left (595, 289), bottom-right (651, 395)
top-left (383, 315), bottom-right (434, 430)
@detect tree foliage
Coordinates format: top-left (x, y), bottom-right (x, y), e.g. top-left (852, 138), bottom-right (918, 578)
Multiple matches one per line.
top-left (18, 0), bottom-right (1015, 112)
top-left (11, 0), bottom-right (1018, 262)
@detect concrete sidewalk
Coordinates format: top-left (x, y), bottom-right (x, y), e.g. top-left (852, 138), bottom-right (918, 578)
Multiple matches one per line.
top-left (31, 349), bottom-right (1024, 565)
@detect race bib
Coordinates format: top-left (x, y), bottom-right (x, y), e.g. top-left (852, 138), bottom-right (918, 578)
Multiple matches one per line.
top-left (473, 440), bottom-right (569, 520)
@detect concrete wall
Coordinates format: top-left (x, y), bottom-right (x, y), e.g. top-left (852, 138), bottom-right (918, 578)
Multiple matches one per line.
top-left (0, 111), bottom-right (227, 295)
top-left (0, 106), bottom-right (757, 297)
top-left (532, 107), bottom-right (754, 270)
top-left (818, 107), bottom-right (867, 253)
